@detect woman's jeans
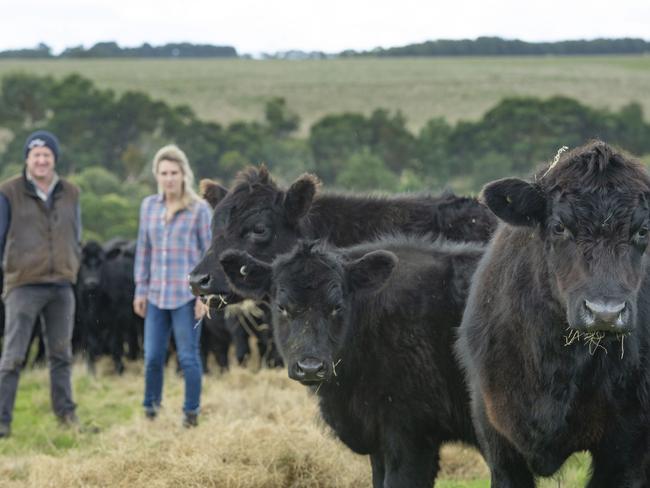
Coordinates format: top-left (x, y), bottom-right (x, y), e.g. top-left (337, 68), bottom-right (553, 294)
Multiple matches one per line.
top-left (143, 301), bottom-right (202, 414)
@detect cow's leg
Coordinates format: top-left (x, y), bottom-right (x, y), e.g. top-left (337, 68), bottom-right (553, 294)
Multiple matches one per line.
top-left (215, 333), bottom-right (230, 373)
top-left (109, 317), bottom-right (125, 375)
top-left (588, 433), bottom-right (648, 488)
top-left (29, 321), bottom-right (47, 368)
top-left (85, 318), bottom-right (99, 376)
top-left (199, 330), bottom-right (210, 375)
top-left (233, 325), bottom-right (250, 366)
top-left (472, 399), bottom-right (534, 488)
top-left (382, 435), bottom-right (439, 488)
top-left (370, 452), bottom-right (385, 488)
top-left (126, 320), bottom-right (140, 360)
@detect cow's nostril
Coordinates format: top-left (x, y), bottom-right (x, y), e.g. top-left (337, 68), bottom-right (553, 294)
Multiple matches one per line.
top-left (584, 299), bottom-right (627, 327)
top-left (189, 272), bottom-right (214, 296)
top-left (584, 300), bottom-right (626, 315)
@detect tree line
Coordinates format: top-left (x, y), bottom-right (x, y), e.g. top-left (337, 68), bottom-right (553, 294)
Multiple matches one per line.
top-left (2, 37), bottom-right (649, 59)
top-left (1, 72), bottom-right (649, 241)
top-left (345, 37), bottom-right (650, 57)
top-left (0, 42), bottom-right (237, 59)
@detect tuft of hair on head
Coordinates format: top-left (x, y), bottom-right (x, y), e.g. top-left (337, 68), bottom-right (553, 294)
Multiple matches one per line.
top-left (232, 163), bottom-right (278, 192)
top-left (296, 239), bottom-right (324, 257)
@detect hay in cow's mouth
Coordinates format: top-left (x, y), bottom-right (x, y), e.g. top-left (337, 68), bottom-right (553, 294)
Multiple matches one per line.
top-left (563, 328), bottom-right (630, 358)
top-left (332, 359), bottom-right (342, 377)
top-left (201, 294), bottom-right (229, 317)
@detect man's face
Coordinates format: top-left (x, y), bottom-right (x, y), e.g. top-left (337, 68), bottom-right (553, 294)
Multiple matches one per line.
top-left (25, 146), bottom-right (56, 182)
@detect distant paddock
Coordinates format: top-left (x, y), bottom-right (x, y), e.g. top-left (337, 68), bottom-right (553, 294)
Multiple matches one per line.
top-left (0, 56), bottom-right (649, 135)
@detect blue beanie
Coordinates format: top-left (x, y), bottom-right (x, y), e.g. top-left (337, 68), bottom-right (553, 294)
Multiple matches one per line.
top-left (24, 130), bottom-right (60, 161)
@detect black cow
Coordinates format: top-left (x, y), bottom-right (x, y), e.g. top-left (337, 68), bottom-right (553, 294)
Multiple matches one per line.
top-left (221, 236), bottom-right (485, 487)
top-left (74, 239), bottom-right (143, 374)
top-left (196, 177), bottom-right (283, 370)
top-left (200, 311), bottom-right (231, 374)
top-left (189, 166), bottom-right (497, 304)
top-left (456, 141), bottom-right (650, 486)
top-left (101, 240), bottom-right (143, 373)
top-left (75, 240), bottom-right (106, 374)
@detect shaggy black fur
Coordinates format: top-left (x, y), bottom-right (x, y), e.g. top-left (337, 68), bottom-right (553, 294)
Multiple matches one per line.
top-left (189, 166), bottom-right (497, 301)
top-left (221, 235), bottom-right (485, 487)
top-left (456, 141), bottom-right (650, 487)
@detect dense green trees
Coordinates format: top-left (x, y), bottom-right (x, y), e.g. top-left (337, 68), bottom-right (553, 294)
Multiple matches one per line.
top-left (0, 42), bottom-right (237, 59)
top-left (348, 37), bottom-right (650, 57)
top-left (3, 38), bottom-right (649, 59)
top-left (1, 72), bottom-right (649, 241)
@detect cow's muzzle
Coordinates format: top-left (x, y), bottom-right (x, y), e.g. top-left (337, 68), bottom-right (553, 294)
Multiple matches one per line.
top-left (290, 357), bottom-right (329, 384)
top-left (580, 299), bottom-right (631, 333)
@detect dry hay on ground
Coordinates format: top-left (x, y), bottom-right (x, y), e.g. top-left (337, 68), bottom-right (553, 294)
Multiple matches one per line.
top-left (0, 365), bottom-right (488, 487)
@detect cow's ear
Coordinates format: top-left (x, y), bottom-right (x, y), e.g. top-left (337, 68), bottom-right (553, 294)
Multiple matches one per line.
top-left (219, 250), bottom-right (272, 299)
top-left (105, 248), bottom-right (122, 260)
top-left (346, 250), bottom-right (397, 294)
top-left (284, 173), bottom-right (319, 223)
top-left (199, 179), bottom-right (228, 209)
top-left (481, 178), bottom-right (546, 227)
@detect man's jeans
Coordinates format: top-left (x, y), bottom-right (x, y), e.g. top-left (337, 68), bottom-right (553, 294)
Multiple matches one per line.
top-left (143, 301), bottom-right (202, 414)
top-left (0, 284), bottom-right (76, 425)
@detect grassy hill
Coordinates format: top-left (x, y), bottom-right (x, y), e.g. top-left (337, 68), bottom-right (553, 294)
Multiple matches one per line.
top-left (1, 56), bottom-right (648, 134)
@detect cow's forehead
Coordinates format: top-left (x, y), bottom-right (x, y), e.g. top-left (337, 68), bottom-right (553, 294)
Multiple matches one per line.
top-left (553, 189), bottom-right (647, 234)
top-left (275, 256), bottom-right (344, 297)
top-left (551, 192), bottom-right (648, 241)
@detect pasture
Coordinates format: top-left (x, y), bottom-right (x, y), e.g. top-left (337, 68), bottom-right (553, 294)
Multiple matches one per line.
top-left (0, 56), bottom-right (649, 133)
top-left (0, 359), bottom-right (591, 487)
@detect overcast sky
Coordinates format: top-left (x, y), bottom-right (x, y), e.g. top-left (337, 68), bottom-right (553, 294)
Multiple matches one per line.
top-left (2, 0), bottom-right (649, 55)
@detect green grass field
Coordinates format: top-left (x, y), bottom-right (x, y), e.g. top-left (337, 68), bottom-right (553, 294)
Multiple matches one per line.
top-left (1, 56), bottom-right (649, 134)
top-left (0, 359), bottom-right (592, 487)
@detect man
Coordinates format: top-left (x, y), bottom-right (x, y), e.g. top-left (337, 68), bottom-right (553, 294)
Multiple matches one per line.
top-left (0, 130), bottom-right (81, 438)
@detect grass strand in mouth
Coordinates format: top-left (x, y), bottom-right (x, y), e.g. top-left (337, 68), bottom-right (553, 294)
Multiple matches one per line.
top-left (332, 359), bottom-right (342, 377)
top-left (563, 328), bottom-right (631, 357)
top-left (204, 293), bottom-right (229, 317)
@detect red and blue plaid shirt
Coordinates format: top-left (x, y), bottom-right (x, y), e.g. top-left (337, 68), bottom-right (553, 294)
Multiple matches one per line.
top-left (134, 194), bottom-right (212, 309)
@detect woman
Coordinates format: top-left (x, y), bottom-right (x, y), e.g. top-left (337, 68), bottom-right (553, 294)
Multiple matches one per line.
top-left (133, 144), bottom-right (211, 428)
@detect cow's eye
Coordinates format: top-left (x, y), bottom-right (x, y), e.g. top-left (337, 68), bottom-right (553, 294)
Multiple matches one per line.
top-left (633, 226), bottom-right (649, 244)
top-left (249, 224), bottom-right (271, 243)
top-left (331, 305), bottom-right (344, 317)
top-left (552, 222), bottom-right (568, 237)
top-left (276, 304), bottom-right (289, 317)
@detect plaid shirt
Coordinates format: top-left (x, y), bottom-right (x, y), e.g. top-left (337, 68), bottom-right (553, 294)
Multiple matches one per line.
top-left (134, 194), bottom-right (212, 309)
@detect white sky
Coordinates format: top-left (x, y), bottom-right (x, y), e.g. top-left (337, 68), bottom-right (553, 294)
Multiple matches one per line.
top-left (1, 0), bottom-right (649, 55)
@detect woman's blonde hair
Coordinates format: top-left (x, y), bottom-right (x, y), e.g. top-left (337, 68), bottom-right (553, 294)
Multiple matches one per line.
top-left (152, 144), bottom-right (200, 209)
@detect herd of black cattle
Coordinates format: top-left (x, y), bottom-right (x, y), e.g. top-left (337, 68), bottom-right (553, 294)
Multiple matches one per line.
top-left (3, 140), bottom-right (650, 486)
top-left (186, 140), bottom-right (650, 487)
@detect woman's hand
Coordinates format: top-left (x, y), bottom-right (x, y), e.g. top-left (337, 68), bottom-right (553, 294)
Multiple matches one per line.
top-left (194, 298), bottom-right (207, 321)
top-left (133, 297), bottom-right (147, 318)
